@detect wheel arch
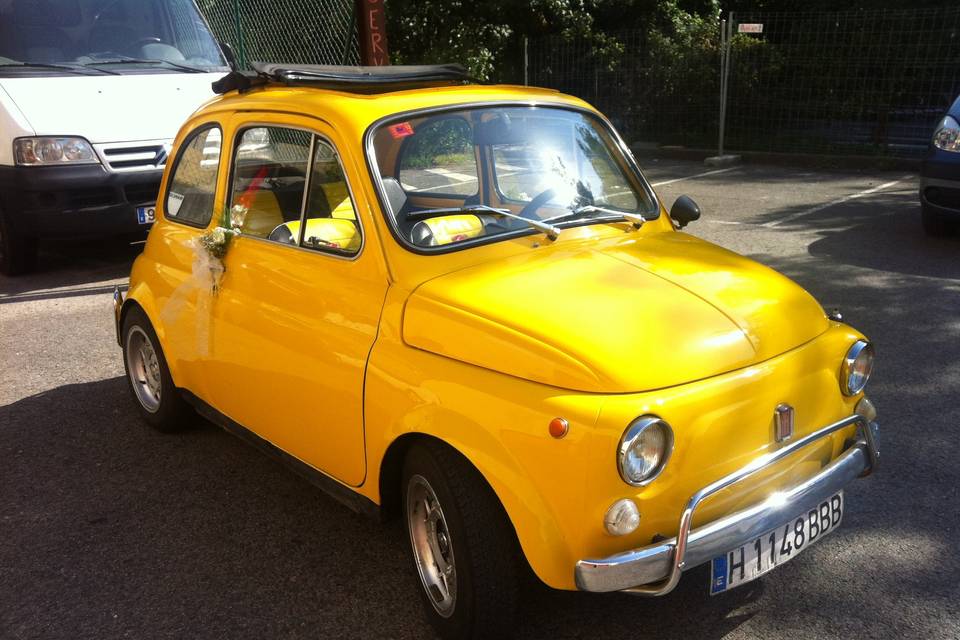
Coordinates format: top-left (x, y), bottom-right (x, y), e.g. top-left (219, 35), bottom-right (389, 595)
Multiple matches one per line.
top-left (373, 425), bottom-right (573, 589)
top-left (119, 282), bottom-right (181, 385)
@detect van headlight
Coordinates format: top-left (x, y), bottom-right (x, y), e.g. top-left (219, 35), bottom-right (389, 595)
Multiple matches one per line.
top-left (840, 340), bottom-right (874, 396)
top-left (617, 416), bottom-right (673, 486)
top-left (14, 137), bottom-right (99, 166)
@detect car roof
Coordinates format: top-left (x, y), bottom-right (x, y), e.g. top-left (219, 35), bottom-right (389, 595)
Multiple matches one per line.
top-left (196, 70), bottom-right (594, 135)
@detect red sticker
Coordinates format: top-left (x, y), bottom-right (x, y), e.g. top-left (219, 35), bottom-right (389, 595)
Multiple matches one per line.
top-left (389, 122), bottom-right (415, 139)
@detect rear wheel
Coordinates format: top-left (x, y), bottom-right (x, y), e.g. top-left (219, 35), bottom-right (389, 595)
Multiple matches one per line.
top-left (121, 306), bottom-right (193, 432)
top-left (921, 203), bottom-right (955, 237)
top-left (0, 207), bottom-right (38, 276)
top-left (402, 442), bottom-right (519, 640)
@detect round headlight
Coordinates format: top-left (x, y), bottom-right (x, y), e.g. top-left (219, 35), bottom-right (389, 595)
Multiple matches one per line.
top-left (617, 416), bottom-right (673, 486)
top-left (841, 340), bottom-right (874, 396)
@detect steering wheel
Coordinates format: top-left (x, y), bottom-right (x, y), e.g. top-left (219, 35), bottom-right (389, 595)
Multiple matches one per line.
top-left (518, 188), bottom-right (557, 219)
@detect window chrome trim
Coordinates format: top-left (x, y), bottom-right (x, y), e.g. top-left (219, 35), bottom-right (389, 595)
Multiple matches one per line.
top-left (363, 100), bottom-right (663, 256)
top-left (227, 121), bottom-right (365, 262)
top-left (617, 415), bottom-right (674, 487)
top-left (840, 339), bottom-right (873, 396)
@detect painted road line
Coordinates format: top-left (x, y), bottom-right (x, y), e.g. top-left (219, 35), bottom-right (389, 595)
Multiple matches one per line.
top-left (416, 177), bottom-right (479, 193)
top-left (424, 168), bottom-right (477, 182)
top-left (763, 176), bottom-right (911, 228)
top-left (650, 166), bottom-right (738, 187)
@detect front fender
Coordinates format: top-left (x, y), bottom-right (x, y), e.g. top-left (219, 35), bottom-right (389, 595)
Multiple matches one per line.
top-left (119, 272), bottom-right (184, 386)
top-left (361, 292), bottom-right (603, 589)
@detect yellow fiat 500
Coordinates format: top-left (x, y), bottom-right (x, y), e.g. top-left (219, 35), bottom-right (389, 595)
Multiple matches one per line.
top-left (114, 64), bottom-right (879, 639)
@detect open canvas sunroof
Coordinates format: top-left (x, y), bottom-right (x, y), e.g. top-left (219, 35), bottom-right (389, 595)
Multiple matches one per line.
top-left (212, 62), bottom-right (473, 95)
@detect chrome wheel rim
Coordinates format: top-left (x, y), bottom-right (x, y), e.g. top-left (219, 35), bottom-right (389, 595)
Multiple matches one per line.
top-left (125, 326), bottom-right (162, 413)
top-left (406, 474), bottom-right (457, 617)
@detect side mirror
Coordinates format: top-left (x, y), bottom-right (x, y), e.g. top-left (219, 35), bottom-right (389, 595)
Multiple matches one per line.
top-left (670, 195), bottom-right (701, 228)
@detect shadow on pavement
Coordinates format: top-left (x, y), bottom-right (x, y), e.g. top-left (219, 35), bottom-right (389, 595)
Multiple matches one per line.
top-left (0, 235), bottom-right (143, 298)
top-left (1, 378), bottom-right (762, 640)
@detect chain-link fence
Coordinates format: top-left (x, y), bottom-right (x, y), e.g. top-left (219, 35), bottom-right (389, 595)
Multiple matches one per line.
top-left (198, 0), bottom-right (359, 69)
top-left (529, 7), bottom-right (960, 159)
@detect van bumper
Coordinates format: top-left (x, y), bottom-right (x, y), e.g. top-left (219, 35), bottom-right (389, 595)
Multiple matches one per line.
top-left (0, 164), bottom-right (162, 237)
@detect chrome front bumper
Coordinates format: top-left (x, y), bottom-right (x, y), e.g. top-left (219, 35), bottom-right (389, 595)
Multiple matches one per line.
top-left (575, 414), bottom-right (879, 595)
top-left (113, 285), bottom-right (124, 346)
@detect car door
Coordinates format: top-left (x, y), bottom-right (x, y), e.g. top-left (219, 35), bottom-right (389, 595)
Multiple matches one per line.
top-left (207, 113), bottom-right (389, 486)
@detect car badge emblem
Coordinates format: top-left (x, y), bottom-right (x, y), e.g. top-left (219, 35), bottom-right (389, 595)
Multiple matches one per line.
top-left (774, 403), bottom-right (794, 442)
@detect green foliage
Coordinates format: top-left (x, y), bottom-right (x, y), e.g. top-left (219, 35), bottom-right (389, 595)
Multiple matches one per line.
top-left (385, 0), bottom-right (626, 81)
top-left (399, 118), bottom-right (474, 169)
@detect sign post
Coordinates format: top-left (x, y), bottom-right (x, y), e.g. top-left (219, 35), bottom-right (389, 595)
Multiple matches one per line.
top-left (355, 0), bottom-right (389, 65)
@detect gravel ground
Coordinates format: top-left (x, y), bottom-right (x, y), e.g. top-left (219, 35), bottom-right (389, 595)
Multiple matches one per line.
top-left (1, 158), bottom-right (958, 639)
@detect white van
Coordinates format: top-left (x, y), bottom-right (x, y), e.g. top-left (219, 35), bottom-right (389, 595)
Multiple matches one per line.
top-left (0, 0), bottom-right (229, 274)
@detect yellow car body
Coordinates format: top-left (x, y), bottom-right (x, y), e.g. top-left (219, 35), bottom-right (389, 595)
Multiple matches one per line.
top-left (116, 68), bottom-right (878, 599)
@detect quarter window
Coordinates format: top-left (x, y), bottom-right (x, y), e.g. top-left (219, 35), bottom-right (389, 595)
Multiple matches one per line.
top-left (397, 117), bottom-right (478, 197)
top-left (300, 140), bottom-right (361, 255)
top-left (164, 126), bottom-right (221, 226)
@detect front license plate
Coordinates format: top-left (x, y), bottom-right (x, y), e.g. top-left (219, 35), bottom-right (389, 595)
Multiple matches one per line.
top-left (136, 205), bottom-right (156, 225)
top-left (709, 490), bottom-right (843, 595)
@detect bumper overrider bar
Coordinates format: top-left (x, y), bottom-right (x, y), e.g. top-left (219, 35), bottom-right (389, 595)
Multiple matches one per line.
top-left (113, 286), bottom-right (124, 346)
top-left (575, 414), bottom-right (879, 595)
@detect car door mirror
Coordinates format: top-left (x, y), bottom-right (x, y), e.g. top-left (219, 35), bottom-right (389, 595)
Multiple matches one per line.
top-left (670, 195), bottom-right (701, 228)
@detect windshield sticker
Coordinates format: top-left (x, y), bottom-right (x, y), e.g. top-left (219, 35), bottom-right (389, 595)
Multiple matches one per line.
top-left (389, 122), bottom-right (415, 139)
top-left (167, 191), bottom-right (184, 216)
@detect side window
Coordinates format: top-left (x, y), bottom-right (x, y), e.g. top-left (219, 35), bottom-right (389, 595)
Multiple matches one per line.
top-left (165, 126), bottom-right (221, 226)
top-left (300, 140), bottom-right (362, 255)
top-left (229, 126), bottom-right (311, 241)
top-left (397, 117), bottom-right (478, 197)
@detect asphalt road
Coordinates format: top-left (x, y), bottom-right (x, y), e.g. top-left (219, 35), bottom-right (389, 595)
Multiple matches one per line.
top-left (2, 158), bottom-right (958, 639)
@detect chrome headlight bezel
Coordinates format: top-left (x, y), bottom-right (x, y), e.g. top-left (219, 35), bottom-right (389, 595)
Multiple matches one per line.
top-left (13, 136), bottom-right (100, 166)
top-left (933, 115), bottom-right (960, 153)
top-left (617, 415), bottom-right (674, 487)
top-left (840, 340), bottom-right (874, 396)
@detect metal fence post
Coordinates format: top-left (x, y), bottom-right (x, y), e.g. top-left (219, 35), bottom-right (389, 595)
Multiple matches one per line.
top-left (718, 13), bottom-right (733, 157)
top-left (232, 0), bottom-right (246, 68)
top-left (523, 36), bottom-right (529, 86)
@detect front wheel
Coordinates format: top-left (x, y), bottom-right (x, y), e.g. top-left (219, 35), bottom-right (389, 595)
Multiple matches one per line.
top-left (121, 306), bottom-right (193, 432)
top-left (402, 442), bottom-right (520, 640)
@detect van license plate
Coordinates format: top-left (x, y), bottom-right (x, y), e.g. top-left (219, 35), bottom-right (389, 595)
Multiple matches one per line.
top-left (709, 491), bottom-right (843, 595)
top-left (136, 206), bottom-right (156, 225)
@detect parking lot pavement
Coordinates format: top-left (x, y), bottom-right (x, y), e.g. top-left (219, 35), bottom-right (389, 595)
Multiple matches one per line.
top-left (2, 159), bottom-right (958, 640)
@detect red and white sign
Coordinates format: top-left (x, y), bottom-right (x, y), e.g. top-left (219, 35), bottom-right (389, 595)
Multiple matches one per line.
top-left (738, 23), bottom-right (764, 34)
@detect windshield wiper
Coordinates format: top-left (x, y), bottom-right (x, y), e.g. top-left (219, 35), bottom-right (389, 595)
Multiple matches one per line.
top-left (541, 204), bottom-right (647, 229)
top-left (0, 61), bottom-right (117, 75)
top-left (407, 204), bottom-right (562, 241)
top-left (83, 58), bottom-right (207, 73)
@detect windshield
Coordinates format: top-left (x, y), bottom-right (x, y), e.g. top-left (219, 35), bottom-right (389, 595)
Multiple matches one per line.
top-left (368, 105), bottom-right (658, 252)
top-left (0, 0), bottom-right (227, 74)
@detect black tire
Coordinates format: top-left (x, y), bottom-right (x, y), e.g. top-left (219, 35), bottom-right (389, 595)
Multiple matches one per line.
top-left (0, 206), bottom-right (38, 276)
top-left (921, 204), bottom-right (954, 237)
top-left (121, 306), bottom-right (193, 432)
top-left (402, 441), bottom-right (520, 640)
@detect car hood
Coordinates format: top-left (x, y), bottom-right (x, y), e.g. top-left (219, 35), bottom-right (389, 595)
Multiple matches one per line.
top-left (402, 231), bottom-right (829, 393)
top-left (0, 73), bottom-right (221, 142)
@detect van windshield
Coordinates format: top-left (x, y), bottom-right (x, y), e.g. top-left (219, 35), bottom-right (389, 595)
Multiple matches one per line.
top-left (0, 0), bottom-right (227, 75)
